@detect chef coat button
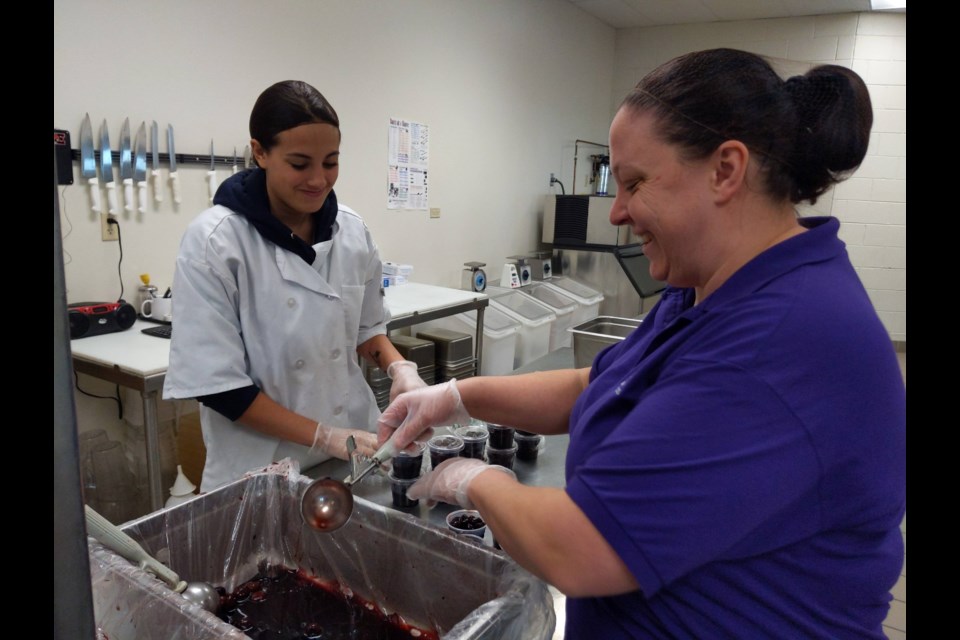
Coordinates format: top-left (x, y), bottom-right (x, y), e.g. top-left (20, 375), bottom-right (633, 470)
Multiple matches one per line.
top-left (287, 298), bottom-right (296, 308)
top-left (295, 359), bottom-right (305, 369)
top-left (333, 406), bottom-right (343, 416)
top-left (331, 349), bottom-right (341, 359)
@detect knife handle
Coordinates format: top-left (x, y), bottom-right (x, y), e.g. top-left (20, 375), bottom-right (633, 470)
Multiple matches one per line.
top-left (206, 170), bottom-right (218, 204)
top-left (87, 177), bottom-right (101, 214)
top-left (106, 182), bottom-right (119, 215)
top-left (123, 178), bottom-right (134, 213)
top-left (137, 181), bottom-right (148, 213)
top-left (170, 171), bottom-right (181, 204)
top-left (151, 169), bottom-right (163, 203)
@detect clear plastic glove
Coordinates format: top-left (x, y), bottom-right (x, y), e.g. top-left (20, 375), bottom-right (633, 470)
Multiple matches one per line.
top-left (377, 379), bottom-right (471, 451)
top-left (407, 457), bottom-right (516, 509)
top-left (309, 422), bottom-right (379, 460)
top-left (387, 360), bottom-right (428, 402)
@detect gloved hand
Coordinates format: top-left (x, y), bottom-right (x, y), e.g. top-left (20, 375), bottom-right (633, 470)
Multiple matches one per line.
top-left (309, 422), bottom-right (379, 461)
top-left (377, 379), bottom-right (471, 451)
top-left (387, 360), bottom-right (428, 402)
top-left (407, 457), bottom-right (516, 509)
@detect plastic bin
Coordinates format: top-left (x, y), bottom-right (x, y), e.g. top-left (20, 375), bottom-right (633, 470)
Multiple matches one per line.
top-left (414, 306), bottom-right (520, 376)
top-left (485, 285), bottom-right (556, 369)
top-left (517, 283), bottom-right (578, 350)
top-left (87, 464), bottom-right (556, 640)
top-left (542, 276), bottom-right (604, 327)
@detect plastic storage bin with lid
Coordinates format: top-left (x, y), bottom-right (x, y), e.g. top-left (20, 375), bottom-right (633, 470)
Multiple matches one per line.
top-left (514, 282), bottom-right (578, 350)
top-left (542, 276), bottom-right (604, 327)
top-left (484, 285), bottom-right (556, 369)
top-left (412, 305), bottom-right (520, 376)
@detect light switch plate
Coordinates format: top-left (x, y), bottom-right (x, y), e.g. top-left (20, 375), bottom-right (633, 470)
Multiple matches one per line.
top-left (430, 207), bottom-right (441, 219)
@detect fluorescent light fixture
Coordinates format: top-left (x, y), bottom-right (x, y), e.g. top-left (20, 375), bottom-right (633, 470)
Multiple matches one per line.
top-left (871, 0), bottom-right (906, 9)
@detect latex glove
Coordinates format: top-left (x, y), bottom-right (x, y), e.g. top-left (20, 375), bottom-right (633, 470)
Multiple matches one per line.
top-left (387, 360), bottom-right (428, 402)
top-left (407, 457), bottom-right (516, 509)
top-left (377, 379), bottom-right (471, 451)
top-left (309, 423), bottom-right (379, 460)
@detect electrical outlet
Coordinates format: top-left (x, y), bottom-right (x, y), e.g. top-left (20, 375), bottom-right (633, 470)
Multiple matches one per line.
top-left (550, 172), bottom-right (556, 187)
top-left (101, 213), bottom-right (119, 241)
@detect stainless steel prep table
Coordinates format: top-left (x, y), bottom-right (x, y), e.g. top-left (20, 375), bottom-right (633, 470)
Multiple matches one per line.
top-left (69, 285), bottom-right (493, 514)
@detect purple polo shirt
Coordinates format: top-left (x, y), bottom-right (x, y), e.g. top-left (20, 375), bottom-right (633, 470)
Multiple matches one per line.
top-left (564, 217), bottom-right (906, 639)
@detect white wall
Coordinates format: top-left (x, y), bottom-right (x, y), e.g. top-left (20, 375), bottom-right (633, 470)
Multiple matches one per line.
top-left (55, 0), bottom-right (615, 438)
top-left (611, 12), bottom-right (907, 342)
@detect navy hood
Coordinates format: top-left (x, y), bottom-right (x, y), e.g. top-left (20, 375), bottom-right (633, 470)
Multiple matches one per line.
top-left (213, 167), bottom-right (339, 264)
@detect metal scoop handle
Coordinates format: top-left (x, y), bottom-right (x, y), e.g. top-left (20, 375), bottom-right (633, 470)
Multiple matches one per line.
top-left (84, 505), bottom-right (187, 593)
top-left (344, 438), bottom-right (400, 486)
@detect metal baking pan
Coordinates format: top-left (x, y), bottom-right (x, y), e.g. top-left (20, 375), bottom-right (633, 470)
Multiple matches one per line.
top-left (570, 315), bottom-right (643, 368)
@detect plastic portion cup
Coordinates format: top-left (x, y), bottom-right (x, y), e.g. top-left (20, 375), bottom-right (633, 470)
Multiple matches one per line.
top-left (428, 434), bottom-right (465, 469)
top-left (514, 432), bottom-right (543, 461)
top-left (486, 423), bottom-right (515, 450)
top-left (391, 441), bottom-right (426, 480)
top-left (389, 472), bottom-right (419, 508)
top-left (446, 509), bottom-right (487, 539)
top-left (485, 443), bottom-right (518, 470)
top-left (453, 425), bottom-right (489, 460)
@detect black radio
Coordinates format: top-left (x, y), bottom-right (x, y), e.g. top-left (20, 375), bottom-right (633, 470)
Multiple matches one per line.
top-left (68, 301), bottom-right (137, 339)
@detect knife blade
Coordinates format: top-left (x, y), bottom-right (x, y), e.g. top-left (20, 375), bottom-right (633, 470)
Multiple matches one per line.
top-left (119, 118), bottom-right (133, 213)
top-left (243, 144), bottom-right (251, 170)
top-left (134, 122), bottom-right (148, 213)
top-left (100, 119), bottom-right (119, 215)
top-left (79, 114), bottom-right (101, 213)
top-left (167, 124), bottom-right (181, 204)
top-left (150, 121), bottom-right (163, 203)
top-left (206, 139), bottom-right (218, 204)
top-left (232, 146), bottom-right (239, 175)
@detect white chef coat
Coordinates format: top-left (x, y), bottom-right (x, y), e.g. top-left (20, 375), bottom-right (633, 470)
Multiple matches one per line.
top-left (163, 203), bottom-right (389, 491)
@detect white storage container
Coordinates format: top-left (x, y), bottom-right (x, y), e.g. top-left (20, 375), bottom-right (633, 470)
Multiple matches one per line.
top-left (413, 306), bottom-right (521, 376)
top-left (542, 276), bottom-right (604, 327)
top-left (516, 283), bottom-right (578, 350)
top-left (485, 286), bottom-right (556, 369)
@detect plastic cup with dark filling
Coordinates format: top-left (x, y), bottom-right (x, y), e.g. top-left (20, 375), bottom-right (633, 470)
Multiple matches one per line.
top-left (453, 425), bottom-right (489, 460)
top-left (428, 434), bottom-right (465, 469)
top-left (391, 441), bottom-right (426, 480)
top-left (446, 509), bottom-right (487, 539)
top-left (486, 423), bottom-right (515, 449)
top-left (514, 431), bottom-right (543, 461)
top-left (388, 472), bottom-right (419, 508)
top-left (485, 443), bottom-right (518, 470)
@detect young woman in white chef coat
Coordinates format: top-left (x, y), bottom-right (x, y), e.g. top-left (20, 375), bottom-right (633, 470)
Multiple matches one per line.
top-left (163, 80), bottom-right (427, 492)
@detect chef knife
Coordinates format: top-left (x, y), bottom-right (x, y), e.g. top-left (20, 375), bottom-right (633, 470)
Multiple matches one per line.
top-left (150, 121), bottom-right (163, 203)
top-left (232, 146), bottom-right (239, 175)
top-left (133, 122), bottom-right (148, 213)
top-left (79, 113), bottom-right (101, 213)
top-left (206, 139), bottom-right (218, 203)
top-left (100, 119), bottom-right (119, 215)
top-left (168, 124), bottom-right (181, 204)
top-left (119, 118), bottom-right (134, 213)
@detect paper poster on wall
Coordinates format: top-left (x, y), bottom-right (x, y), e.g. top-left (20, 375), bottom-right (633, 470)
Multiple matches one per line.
top-left (388, 118), bottom-right (429, 210)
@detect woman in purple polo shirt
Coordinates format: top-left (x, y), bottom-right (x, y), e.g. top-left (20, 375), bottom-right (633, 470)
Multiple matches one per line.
top-left (379, 48), bottom-right (906, 639)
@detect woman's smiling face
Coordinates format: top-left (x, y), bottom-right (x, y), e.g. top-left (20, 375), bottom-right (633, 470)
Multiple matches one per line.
top-left (608, 107), bottom-right (718, 290)
top-left (253, 122), bottom-right (341, 220)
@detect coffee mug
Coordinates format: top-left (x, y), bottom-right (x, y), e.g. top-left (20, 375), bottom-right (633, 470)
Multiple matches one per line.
top-left (141, 297), bottom-right (173, 322)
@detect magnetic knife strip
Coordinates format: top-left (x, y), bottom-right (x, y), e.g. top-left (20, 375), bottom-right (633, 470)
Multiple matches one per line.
top-left (70, 148), bottom-right (243, 168)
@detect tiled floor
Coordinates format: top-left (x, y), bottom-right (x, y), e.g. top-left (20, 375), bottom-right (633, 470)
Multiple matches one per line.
top-left (550, 351), bottom-right (907, 640)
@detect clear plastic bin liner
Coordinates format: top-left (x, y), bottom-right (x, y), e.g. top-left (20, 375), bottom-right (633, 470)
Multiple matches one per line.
top-left (88, 461), bottom-right (556, 640)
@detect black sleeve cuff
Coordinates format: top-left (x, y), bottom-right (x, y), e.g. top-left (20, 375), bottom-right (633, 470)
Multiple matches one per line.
top-left (198, 384), bottom-right (260, 422)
